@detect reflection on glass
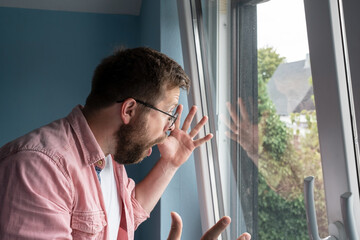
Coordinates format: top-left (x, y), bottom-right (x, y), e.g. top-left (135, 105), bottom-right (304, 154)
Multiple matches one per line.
top-left (256, 0), bottom-right (329, 238)
top-left (199, 0), bottom-right (329, 239)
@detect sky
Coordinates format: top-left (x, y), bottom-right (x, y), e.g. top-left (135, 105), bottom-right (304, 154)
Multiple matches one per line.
top-left (257, 0), bottom-right (309, 62)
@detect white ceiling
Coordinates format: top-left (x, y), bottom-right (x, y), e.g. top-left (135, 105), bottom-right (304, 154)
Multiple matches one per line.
top-left (0, 0), bottom-right (142, 15)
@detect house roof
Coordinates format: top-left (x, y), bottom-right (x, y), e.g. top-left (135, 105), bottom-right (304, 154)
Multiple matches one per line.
top-left (267, 56), bottom-right (314, 115)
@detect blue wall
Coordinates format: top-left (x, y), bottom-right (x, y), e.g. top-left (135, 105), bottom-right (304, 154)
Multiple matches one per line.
top-left (0, 2), bottom-right (202, 239)
top-left (0, 7), bottom-right (140, 146)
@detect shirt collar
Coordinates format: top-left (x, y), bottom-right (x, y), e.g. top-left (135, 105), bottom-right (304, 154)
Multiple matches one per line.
top-left (66, 105), bottom-right (105, 166)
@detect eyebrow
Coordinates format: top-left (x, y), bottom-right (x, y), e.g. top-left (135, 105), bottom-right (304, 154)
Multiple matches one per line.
top-left (168, 103), bottom-right (178, 111)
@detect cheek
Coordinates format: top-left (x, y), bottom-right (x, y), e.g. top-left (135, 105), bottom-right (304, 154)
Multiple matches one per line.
top-left (149, 123), bottom-right (165, 139)
top-left (148, 116), bottom-right (168, 134)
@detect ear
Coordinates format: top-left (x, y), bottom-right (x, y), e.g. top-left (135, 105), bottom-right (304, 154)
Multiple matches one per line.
top-left (119, 98), bottom-right (137, 124)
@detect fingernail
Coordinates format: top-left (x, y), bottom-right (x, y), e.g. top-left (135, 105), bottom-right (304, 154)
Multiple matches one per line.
top-left (222, 217), bottom-right (231, 225)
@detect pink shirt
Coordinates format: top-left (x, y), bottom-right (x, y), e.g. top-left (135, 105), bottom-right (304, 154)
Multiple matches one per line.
top-left (0, 105), bottom-right (149, 239)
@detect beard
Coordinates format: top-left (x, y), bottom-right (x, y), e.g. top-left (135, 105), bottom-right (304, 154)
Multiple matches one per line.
top-left (113, 116), bottom-right (167, 165)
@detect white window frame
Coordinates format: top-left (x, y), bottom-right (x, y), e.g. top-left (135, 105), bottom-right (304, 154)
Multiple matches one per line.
top-left (340, 0), bottom-right (360, 184)
top-left (177, 0), bottom-right (225, 234)
top-left (178, 0), bottom-right (360, 238)
top-left (304, 0), bottom-right (360, 237)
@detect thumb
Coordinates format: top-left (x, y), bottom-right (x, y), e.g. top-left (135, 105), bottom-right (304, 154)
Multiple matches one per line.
top-left (237, 232), bottom-right (251, 240)
top-left (167, 212), bottom-right (183, 240)
top-left (201, 216), bottom-right (231, 240)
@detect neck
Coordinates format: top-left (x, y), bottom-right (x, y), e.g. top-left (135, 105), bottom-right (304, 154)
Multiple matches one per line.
top-left (82, 105), bottom-right (120, 156)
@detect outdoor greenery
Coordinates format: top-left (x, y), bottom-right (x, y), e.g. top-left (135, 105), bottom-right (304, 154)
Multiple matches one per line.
top-left (257, 47), bottom-right (328, 239)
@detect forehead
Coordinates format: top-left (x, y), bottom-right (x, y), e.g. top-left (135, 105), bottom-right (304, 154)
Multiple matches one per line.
top-left (156, 87), bottom-right (180, 108)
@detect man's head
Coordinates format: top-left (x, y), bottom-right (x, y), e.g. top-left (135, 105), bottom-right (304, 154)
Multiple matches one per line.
top-left (85, 47), bottom-right (190, 111)
top-left (84, 47), bottom-right (190, 164)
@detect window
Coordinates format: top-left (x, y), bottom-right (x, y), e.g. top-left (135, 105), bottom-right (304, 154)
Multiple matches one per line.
top-left (178, 0), bottom-right (360, 239)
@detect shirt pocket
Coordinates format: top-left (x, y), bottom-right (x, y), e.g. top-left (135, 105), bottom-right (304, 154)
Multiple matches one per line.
top-left (71, 210), bottom-right (107, 240)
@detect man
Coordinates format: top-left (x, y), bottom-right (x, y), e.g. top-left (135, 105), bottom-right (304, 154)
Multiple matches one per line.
top-left (0, 47), bottom-right (250, 239)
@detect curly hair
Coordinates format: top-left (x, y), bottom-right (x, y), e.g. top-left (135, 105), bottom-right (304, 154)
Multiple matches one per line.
top-left (85, 47), bottom-right (190, 110)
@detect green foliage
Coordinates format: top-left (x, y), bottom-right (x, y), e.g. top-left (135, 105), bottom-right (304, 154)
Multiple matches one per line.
top-left (257, 47), bottom-right (289, 162)
top-left (258, 74), bottom-right (275, 118)
top-left (256, 47), bottom-right (327, 239)
top-left (258, 47), bottom-right (285, 83)
top-left (262, 111), bottom-right (289, 160)
top-left (258, 174), bottom-right (308, 240)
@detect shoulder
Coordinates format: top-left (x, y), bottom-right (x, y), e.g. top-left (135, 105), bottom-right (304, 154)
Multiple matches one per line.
top-left (0, 117), bottom-right (75, 184)
top-left (1, 117), bottom-right (72, 160)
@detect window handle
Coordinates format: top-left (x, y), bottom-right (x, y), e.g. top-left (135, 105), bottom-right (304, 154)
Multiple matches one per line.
top-left (304, 176), bottom-right (342, 240)
top-left (340, 192), bottom-right (359, 240)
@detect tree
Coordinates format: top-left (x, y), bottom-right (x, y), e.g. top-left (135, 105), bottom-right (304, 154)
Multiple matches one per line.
top-left (257, 47), bottom-right (327, 239)
top-left (258, 47), bottom-right (285, 84)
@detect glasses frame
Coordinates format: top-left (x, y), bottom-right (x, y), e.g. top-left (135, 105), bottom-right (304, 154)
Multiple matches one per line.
top-left (116, 99), bottom-right (178, 129)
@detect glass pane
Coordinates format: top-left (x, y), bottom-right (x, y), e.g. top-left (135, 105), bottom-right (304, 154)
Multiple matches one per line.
top-left (257, 0), bottom-right (329, 238)
top-left (197, 0), bottom-right (329, 239)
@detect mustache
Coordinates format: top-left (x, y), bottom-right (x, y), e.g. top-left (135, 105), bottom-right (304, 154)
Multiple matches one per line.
top-left (147, 134), bottom-right (167, 149)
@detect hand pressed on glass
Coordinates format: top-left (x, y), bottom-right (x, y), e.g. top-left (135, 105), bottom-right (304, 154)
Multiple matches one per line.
top-left (220, 97), bottom-right (258, 166)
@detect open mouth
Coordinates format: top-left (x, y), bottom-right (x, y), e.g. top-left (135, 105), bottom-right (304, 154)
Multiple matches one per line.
top-left (145, 134), bottom-right (167, 157)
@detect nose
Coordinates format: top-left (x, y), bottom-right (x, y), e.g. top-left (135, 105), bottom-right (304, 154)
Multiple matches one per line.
top-left (168, 122), bottom-right (176, 132)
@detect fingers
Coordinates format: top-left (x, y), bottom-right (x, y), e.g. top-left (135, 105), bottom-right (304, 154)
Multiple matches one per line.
top-left (220, 113), bottom-right (239, 135)
top-left (237, 98), bottom-right (249, 122)
top-left (181, 105), bottom-right (197, 132)
top-left (193, 133), bottom-right (213, 148)
top-left (236, 232), bottom-right (251, 240)
top-left (181, 106), bottom-right (210, 139)
top-left (166, 212), bottom-right (251, 240)
top-left (167, 212), bottom-right (183, 240)
top-left (174, 104), bottom-right (184, 129)
top-left (189, 115), bottom-right (208, 139)
top-left (178, 105), bottom-right (212, 145)
top-left (225, 98), bottom-right (250, 128)
top-left (226, 102), bottom-right (240, 125)
top-left (225, 131), bottom-right (239, 142)
top-left (200, 216), bottom-right (231, 240)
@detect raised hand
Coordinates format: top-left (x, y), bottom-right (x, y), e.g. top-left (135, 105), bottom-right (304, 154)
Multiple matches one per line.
top-left (135, 104), bottom-right (213, 214)
top-left (158, 104), bottom-right (213, 168)
top-left (167, 212), bottom-right (251, 240)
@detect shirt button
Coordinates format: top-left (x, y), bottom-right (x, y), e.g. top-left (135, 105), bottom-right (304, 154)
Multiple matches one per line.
top-left (97, 160), bottom-right (103, 166)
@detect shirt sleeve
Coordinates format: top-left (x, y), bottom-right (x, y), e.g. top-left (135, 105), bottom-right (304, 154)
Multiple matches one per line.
top-left (130, 181), bottom-right (151, 229)
top-left (120, 166), bottom-right (150, 230)
top-left (0, 150), bottom-right (73, 239)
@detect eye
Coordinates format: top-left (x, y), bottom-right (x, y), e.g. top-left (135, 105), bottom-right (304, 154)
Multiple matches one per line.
top-left (169, 105), bottom-right (178, 114)
top-left (171, 109), bottom-right (178, 115)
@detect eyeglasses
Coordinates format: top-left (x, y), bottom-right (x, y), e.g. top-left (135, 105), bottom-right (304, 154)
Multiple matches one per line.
top-left (116, 99), bottom-right (178, 130)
